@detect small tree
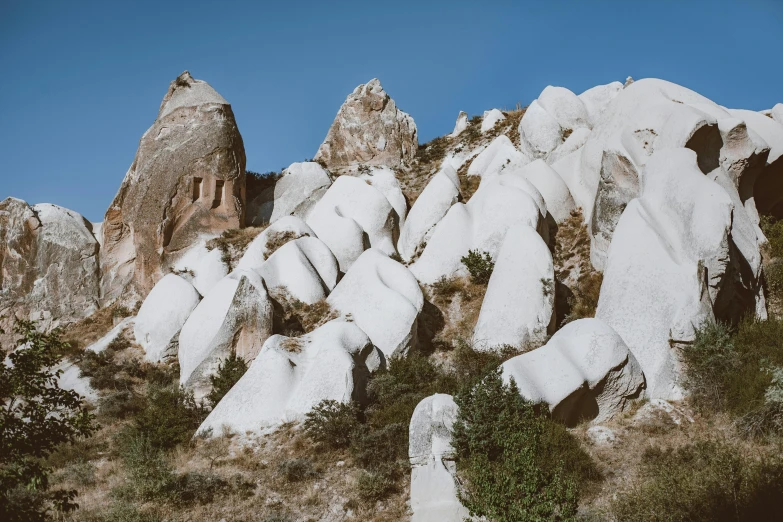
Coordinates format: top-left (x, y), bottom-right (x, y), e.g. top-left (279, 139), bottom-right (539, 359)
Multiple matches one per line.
top-left (206, 351), bottom-right (248, 409)
top-left (461, 249), bottom-right (495, 284)
top-left (0, 320), bottom-right (96, 520)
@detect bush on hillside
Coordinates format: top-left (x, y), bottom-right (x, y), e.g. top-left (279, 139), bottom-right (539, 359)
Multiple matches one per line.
top-left (611, 440), bottom-right (783, 521)
top-left (760, 216), bottom-right (783, 258)
top-left (205, 351), bottom-right (247, 409)
top-left (461, 249), bottom-right (495, 285)
top-left (303, 400), bottom-right (360, 450)
top-left (452, 368), bottom-right (598, 522)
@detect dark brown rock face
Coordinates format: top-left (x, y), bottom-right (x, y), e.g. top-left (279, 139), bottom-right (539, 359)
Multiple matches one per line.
top-left (101, 71), bottom-right (246, 301)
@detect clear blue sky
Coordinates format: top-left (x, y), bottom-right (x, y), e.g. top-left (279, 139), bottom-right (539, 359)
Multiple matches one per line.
top-left (1, 0), bottom-right (781, 222)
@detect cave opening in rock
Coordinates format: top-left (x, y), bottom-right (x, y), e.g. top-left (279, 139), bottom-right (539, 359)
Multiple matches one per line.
top-left (685, 124), bottom-right (723, 174)
top-left (212, 180), bottom-right (224, 209)
top-left (192, 177), bottom-right (202, 202)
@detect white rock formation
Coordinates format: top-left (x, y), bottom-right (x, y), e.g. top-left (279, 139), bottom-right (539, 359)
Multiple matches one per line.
top-left (473, 223), bottom-right (555, 351)
top-left (178, 270), bottom-right (273, 398)
top-left (305, 175), bottom-right (397, 271)
top-left (501, 318), bottom-right (645, 425)
top-left (170, 239), bottom-right (229, 297)
top-left (359, 166), bottom-right (408, 229)
top-left (765, 103), bottom-right (783, 125)
top-left (314, 78), bottom-right (418, 171)
top-left (398, 164), bottom-right (461, 263)
top-left (235, 216), bottom-right (316, 273)
top-left (196, 319), bottom-right (376, 435)
top-left (257, 237), bottom-right (339, 304)
top-left (410, 174), bottom-right (544, 285)
top-left (467, 134), bottom-right (530, 180)
top-left (85, 317), bottom-right (135, 353)
top-left (596, 148), bottom-right (733, 399)
top-left (518, 86), bottom-right (591, 161)
top-left (327, 249), bottom-right (423, 359)
top-left (247, 162), bottom-right (332, 226)
top-left (480, 108), bottom-right (506, 133)
top-left (516, 159), bottom-right (575, 223)
top-left (450, 111), bottom-right (469, 137)
top-left (134, 274), bottom-right (201, 362)
top-left (0, 199), bottom-right (101, 335)
top-left (409, 394), bottom-right (468, 522)
top-left (546, 126), bottom-right (591, 165)
top-left (577, 81), bottom-right (623, 126)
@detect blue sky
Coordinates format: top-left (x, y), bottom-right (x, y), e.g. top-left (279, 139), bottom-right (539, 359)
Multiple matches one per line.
top-left (1, 0), bottom-right (781, 222)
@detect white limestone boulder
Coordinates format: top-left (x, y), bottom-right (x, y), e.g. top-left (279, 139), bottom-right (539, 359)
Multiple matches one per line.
top-left (410, 174), bottom-right (544, 285)
top-left (596, 148), bottom-right (733, 399)
top-left (359, 166), bottom-right (408, 229)
top-left (196, 319), bottom-right (376, 436)
top-left (578, 81), bottom-right (623, 126)
top-left (257, 237), bottom-right (339, 304)
top-left (765, 103), bottom-right (783, 125)
top-left (501, 318), bottom-right (645, 425)
top-left (467, 134), bottom-right (530, 180)
top-left (171, 238), bottom-right (229, 297)
top-left (235, 216), bottom-right (316, 273)
top-left (450, 111), bottom-right (468, 137)
top-left (57, 360), bottom-right (98, 404)
top-left (305, 175), bottom-right (397, 272)
top-left (480, 108), bottom-right (506, 133)
top-left (409, 394), bottom-right (468, 522)
top-left (178, 270), bottom-right (273, 399)
top-left (398, 164), bottom-right (461, 263)
top-left (134, 274), bottom-right (201, 362)
top-left (327, 249), bottom-right (423, 359)
top-left (85, 317), bottom-right (135, 353)
top-left (247, 162), bottom-right (332, 226)
top-left (546, 126), bottom-right (591, 165)
top-left (518, 86), bottom-right (591, 161)
top-left (516, 159), bottom-right (575, 223)
top-left (473, 223), bottom-right (555, 351)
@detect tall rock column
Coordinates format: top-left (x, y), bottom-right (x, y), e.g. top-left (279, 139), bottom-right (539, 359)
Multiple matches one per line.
top-left (101, 71), bottom-right (246, 301)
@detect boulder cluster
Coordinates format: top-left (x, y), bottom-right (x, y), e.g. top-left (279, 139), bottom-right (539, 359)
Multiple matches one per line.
top-left (2, 70), bottom-right (782, 520)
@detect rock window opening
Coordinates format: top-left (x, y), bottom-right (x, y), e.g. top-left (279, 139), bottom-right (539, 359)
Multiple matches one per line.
top-left (212, 180), bottom-right (224, 208)
top-left (192, 177), bottom-right (203, 202)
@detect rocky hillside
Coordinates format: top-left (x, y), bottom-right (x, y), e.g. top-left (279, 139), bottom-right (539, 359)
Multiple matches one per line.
top-left (2, 72), bottom-right (783, 521)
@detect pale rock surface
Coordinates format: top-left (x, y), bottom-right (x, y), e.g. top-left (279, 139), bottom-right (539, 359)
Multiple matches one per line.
top-left (766, 103), bottom-right (783, 125)
top-left (409, 394), bottom-right (468, 522)
top-left (480, 108), bottom-right (506, 133)
top-left (596, 149), bottom-right (733, 399)
top-left (500, 318), bottom-right (645, 425)
top-left (196, 319), bottom-right (375, 435)
top-left (450, 111), bottom-right (468, 137)
top-left (235, 216), bottom-right (316, 273)
top-left (578, 81), bottom-right (623, 126)
top-left (516, 159), bottom-right (575, 223)
top-left (410, 174), bottom-right (543, 284)
top-left (101, 71), bottom-right (245, 300)
top-left (305, 175), bottom-right (397, 272)
top-left (518, 86), bottom-right (591, 160)
top-left (586, 425), bottom-right (617, 446)
top-left (171, 238), bottom-right (229, 296)
top-left (473, 223), bottom-right (555, 351)
top-left (257, 237), bottom-right (339, 304)
top-left (359, 166), bottom-right (408, 229)
top-left (246, 162), bottom-right (332, 226)
top-left (327, 249), bottom-right (423, 359)
top-left (0, 199), bottom-right (100, 335)
top-left (85, 317), bottom-right (135, 353)
top-left (134, 274), bottom-right (201, 362)
top-left (179, 270), bottom-right (273, 398)
top-left (467, 134), bottom-right (530, 179)
top-left (632, 398), bottom-right (694, 427)
top-left (397, 164), bottom-right (461, 263)
top-left (57, 360), bottom-right (98, 404)
top-left (546, 126), bottom-right (591, 165)
top-left (314, 79), bottom-right (417, 171)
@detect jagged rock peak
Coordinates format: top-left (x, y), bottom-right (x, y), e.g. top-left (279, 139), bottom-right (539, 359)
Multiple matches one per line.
top-left (314, 78), bottom-right (418, 171)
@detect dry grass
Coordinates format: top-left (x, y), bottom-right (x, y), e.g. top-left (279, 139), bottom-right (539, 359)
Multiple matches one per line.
top-left (271, 289), bottom-right (339, 337)
top-left (59, 302), bottom-right (135, 351)
top-left (264, 229), bottom-right (302, 257)
top-left (206, 226), bottom-right (266, 270)
top-left (423, 276), bottom-right (487, 350)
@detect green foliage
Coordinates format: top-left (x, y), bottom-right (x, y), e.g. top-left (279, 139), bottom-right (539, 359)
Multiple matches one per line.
top-left (684, 318), bottom-right (783, 437)
top-left (123, 384), bottom-right (209, 451)
top-left (452, 369), bottom-right (597, 522)
top-left (760, 215), bottom-right (783, 259)
top-left (356, 466), bottom-right (399, 503)
top-left (276, 458), bottom-right (320, 482)
top-left (303, 400), bottom-right (360, 450)
top-left (206, 351), bottom-right (248, 409)
top-left (116, 436), bottom-right (176, 502)
top-left (461, 249), bottom-right (495, 284)
top-left (0, 320), bottom-right (96, 520)
top-left (611, 439), bottom-right (783, 522)
top-left (415, 135), bottom-right (450, 168)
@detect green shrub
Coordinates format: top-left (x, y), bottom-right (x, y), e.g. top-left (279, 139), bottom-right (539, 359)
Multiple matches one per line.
top-left (169, 471), bottom-right (229, 505)
top-left (684, 318), bottom-right (783, 437)
top-left (116, 436), bottom-right (176, 501)
top-left (765, 259), bottom-right (783, 299)
top-left (349, 423), bottom-right (408, 470)
top-left (276, 458), bottom-right (320, 482)
top-left (206, 351), bottom-right (247, 409)
top-left (125, 384), bottom-right (208, 451)
top-left (303, 400), bottom-right (360, 450)
top-left (760, 215), bottom-right (783, 258)
top-left (356, 465), bottom-right (399, 503)
top-left (452, 369), bottom-right (597, 522)
top-left (460, 249), bottom-right (495, 284)
top-left (99, 390), bottom-right (146, 420)
top-left (611, 440), bottom-right (783, 522)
